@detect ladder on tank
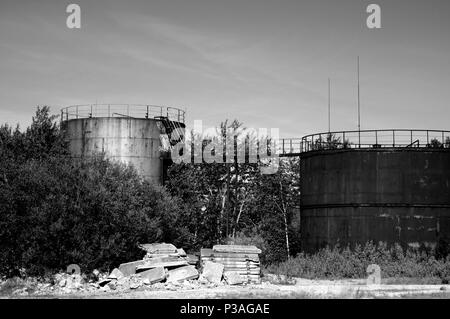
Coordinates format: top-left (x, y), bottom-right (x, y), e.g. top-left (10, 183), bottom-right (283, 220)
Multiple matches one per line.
top-left (155, 116), bottom-right (185, 148)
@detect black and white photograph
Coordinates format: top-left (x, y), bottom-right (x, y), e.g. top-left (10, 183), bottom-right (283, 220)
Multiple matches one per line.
top-left (0, 0), bottom-right (450, 311)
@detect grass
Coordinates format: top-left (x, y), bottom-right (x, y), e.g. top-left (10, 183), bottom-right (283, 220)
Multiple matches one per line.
top-left (265, 242), bottom-right (450, 283)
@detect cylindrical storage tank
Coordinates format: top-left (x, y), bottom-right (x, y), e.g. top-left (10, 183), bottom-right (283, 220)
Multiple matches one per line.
top-left (300, 130), bottom-right (450, 253)
top-left (61, 104), bottom-right (185, 184)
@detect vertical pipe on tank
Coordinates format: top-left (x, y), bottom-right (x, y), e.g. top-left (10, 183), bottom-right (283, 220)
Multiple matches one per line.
top-left (343, 132), bottom-right (346, 149)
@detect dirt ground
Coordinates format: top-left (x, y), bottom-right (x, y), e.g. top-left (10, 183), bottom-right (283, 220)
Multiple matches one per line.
top-left (13, 278), bottom-right (450, 299)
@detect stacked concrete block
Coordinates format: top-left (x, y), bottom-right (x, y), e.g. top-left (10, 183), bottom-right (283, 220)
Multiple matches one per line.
top-left (200, 245), bottom-right (262, 284)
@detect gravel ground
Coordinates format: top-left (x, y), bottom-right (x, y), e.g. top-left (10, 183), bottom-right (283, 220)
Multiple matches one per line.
top-left (4, 278), bottom-right (450, 299)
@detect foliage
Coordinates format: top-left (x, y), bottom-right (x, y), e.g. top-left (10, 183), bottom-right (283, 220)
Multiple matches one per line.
top-left (265, 242), bottom-right (450, 280)
top-left (0, 106), bottom-right (67, 162)
top-left (0, 107), bottom-right (189, 277)
top-left (429, 138), bottom-right (443, 148)
top-left (313, 133), bottom-right (350, 150)
top-left (166, 120), bottom-right (301, 262)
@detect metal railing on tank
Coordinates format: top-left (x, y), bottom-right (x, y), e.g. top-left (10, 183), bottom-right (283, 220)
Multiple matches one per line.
top-left (279, 129), bottom-right (450, 156)
top-left (60, 104), bottom-right (186, 123)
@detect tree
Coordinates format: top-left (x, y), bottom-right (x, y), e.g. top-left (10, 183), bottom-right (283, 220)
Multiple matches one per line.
top-left (253, 158), bottom-right (300, 261)
top-left (0, 106), bottom-right (67, 163)
top-left (166, 120), bottom-right (301, 263)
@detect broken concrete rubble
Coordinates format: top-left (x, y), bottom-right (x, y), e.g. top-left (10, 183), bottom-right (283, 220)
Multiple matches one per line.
top-left (129, 275), bottom-right (143, 289)
top-left (65, 274), bottom-right (84, 290)
top-left (58, 279), bottom-right (66, 287)
top-left (21, 243), bottom-right (262, 296)
top-left (186, 254), bottom-right (199, 265)
top-left (108, 268), bottom-right (124, 280)
top-left (98, 279), bottom-right (112, 287)
top-left (117, 276), bottom-right (130, 287)
top-left (107, 281), bottom-right (117, 290)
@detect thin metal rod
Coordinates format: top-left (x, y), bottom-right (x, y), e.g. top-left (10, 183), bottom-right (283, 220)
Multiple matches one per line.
top-left (357, 56), bottom-right (361, 147)
top-left (357, 56), bottom-right (361, 131)
top-left (328, 78), bottom-right (331, 133)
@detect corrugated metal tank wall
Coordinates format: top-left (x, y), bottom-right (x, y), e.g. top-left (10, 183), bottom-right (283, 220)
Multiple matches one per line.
top-left (300, 149), bottom-right (450, 252)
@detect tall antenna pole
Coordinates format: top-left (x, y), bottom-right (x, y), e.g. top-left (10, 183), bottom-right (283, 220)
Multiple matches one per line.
top-left (328, 78), bottom-right (331, 133)
top-left (357, 56), bottom-right (361, 147)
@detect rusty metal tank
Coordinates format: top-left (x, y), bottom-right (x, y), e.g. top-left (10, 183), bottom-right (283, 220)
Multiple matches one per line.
top-left (61, 104), bottom-right (185, 184)
top-left (298, 129), bottom-right (450, 252)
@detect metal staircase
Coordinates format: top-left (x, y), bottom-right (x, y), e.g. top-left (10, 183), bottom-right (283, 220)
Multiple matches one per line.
top-left (155, 116), bottom-right (185, 148)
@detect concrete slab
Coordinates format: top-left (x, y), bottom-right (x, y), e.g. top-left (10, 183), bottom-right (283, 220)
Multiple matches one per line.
top-left (143, 256), bottom-right (181, 263)
top-left (108, 268), bottom-right (124, 280)
top-left (139, 267), bottom-right (167, 284)
top-left (118, 260), bottom-right (146, 277)
top-left (213, 245), bottom-right (262, 254)
top-left (139, 243), bottom-right (178, 254)
top-left (224, 271), bottom-right (245, 285)
top-left (166, 265), bottom-right (199, 283)
top-left (202, 261), bottom-right (224, 284)
top-left (200, 249), bottom-right (260, 261)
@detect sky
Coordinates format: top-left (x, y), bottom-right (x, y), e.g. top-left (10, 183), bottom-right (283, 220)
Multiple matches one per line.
top-left (0, 0), bottom-right (449, 138)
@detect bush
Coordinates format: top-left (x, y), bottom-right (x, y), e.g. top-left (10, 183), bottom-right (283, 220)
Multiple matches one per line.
top-left (0, 155), bottom-right (192, 277)
top-left (0, 106), bottom-right (195, 277)
top-left (265, 242), bottom-right (450, 280)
